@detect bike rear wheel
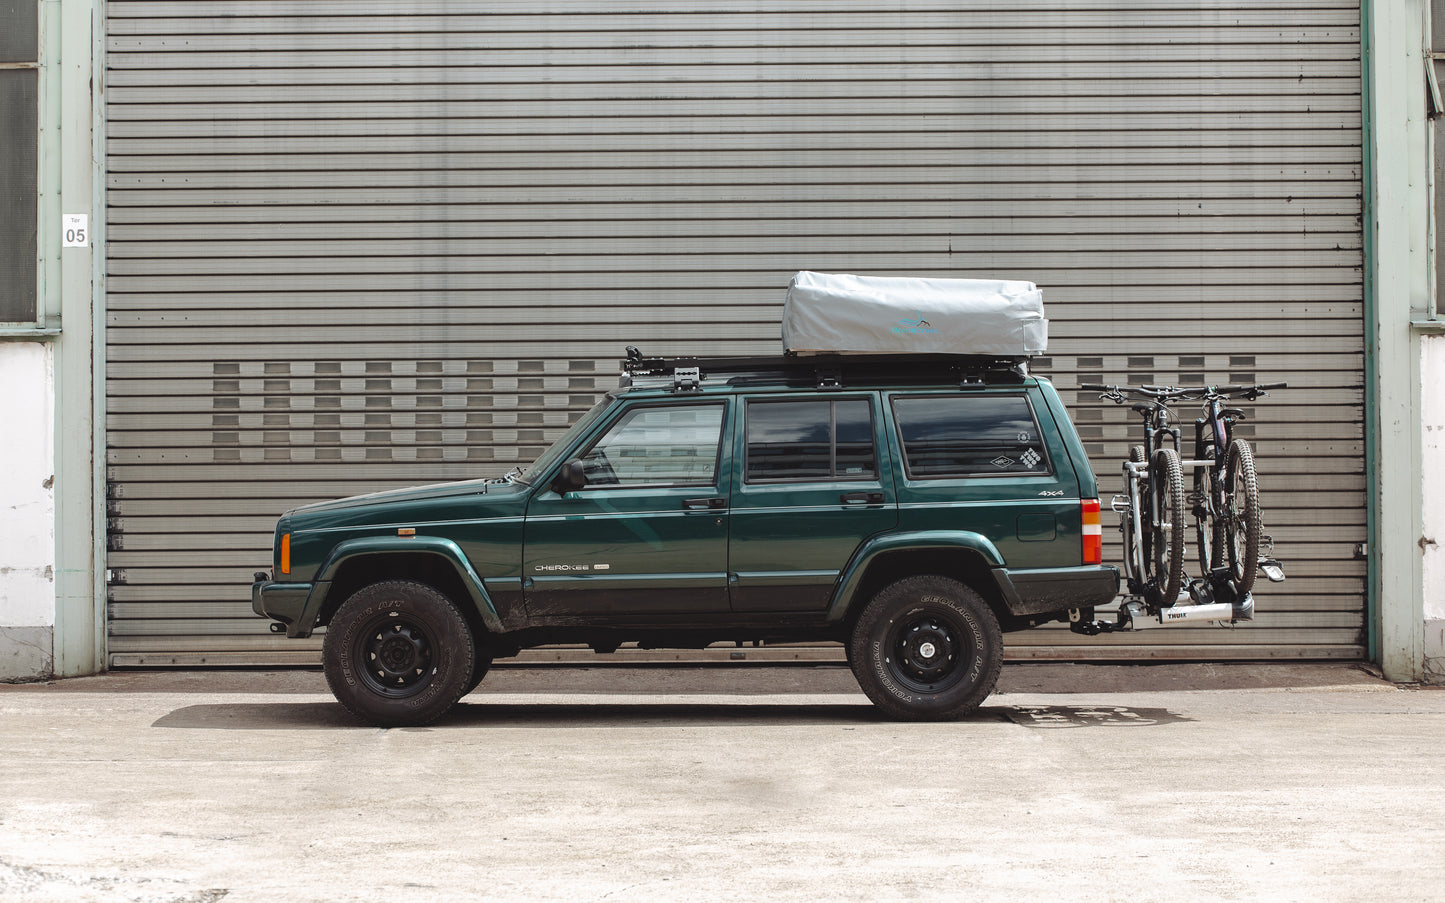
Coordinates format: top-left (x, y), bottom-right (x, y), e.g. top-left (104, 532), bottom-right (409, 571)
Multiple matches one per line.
top-left (1224, 438), bottom-right (1261, 594)
top-left (1144, 447), bottom-right (1185, 607)
top-left (1123, 446), bottom-right (1147, 590)
top-left (1193, 444), bottom-right (1227, 575)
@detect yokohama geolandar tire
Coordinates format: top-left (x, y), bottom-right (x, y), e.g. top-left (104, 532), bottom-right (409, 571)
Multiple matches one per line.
top-left (464, 649), bottom-right (494, 698)
top-left (849, 576), bottom-right (1004, 721)
top-left (323, 580), bottom-right (475, 727)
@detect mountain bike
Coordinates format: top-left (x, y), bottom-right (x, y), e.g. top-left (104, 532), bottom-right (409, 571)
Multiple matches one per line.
top-left (1189, 383), bottom-right (1287, 595)
top-left (1081, 383), bottom-right (1191, 608)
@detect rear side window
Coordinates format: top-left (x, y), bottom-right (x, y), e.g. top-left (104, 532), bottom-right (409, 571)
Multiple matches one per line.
top-left (746, 398), bottom-right (876, 482)
top-left (892, 394), bottom-right (1050, 478)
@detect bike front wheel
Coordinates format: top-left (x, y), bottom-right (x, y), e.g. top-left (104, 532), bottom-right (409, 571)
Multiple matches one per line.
top-left (1224, 438), bottom-right (1261, 594)
top-left (1144, 447), bottom-right (1185, 607)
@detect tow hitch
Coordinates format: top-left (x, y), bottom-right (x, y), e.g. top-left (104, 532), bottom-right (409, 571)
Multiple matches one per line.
top-left (1069, 564), bottom-right (1277, 636)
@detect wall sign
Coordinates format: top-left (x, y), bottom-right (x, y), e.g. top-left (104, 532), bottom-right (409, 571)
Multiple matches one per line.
top-left (62, 214), bottom-right (89, 248)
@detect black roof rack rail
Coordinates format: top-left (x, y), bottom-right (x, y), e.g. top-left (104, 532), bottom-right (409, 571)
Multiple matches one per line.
top-left (620, 346), bottom-right (1030, 392)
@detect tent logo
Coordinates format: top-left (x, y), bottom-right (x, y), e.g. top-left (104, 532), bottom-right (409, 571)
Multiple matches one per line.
top-left (893, 313), bottom-right (939, 335)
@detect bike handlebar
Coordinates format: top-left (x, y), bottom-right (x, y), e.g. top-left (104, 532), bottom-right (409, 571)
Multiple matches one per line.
top-left (1079, 381), bottom-right (1287, 401)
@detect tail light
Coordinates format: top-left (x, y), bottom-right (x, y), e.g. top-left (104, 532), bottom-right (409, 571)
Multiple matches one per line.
top-left (1081, 499), bottom-right (1102, 565)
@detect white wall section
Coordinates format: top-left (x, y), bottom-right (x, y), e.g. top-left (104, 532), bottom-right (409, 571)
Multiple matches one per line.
top-left (0, 343), bottom-right (55, 679)
top-left (1423, 335), bottom-right (1445, 679)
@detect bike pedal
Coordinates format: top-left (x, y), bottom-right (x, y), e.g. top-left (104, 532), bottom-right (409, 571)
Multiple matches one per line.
top-left (1259, 559), bottom-right (1286, 583)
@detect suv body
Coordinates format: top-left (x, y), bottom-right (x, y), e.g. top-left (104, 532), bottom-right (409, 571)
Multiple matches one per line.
top-left (253, 353), bottom-right (1118, 724)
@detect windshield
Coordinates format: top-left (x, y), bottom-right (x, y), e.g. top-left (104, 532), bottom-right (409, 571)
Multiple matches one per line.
top-left (514, 395), bottom-right (618, 486)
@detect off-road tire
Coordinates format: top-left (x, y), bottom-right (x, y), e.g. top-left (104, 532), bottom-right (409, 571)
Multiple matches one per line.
top-left (1224, 438), bottom-right (1261, 595)
top-left (323, 580), bottom-right (475, 727)
top-left (848, 576), bottom-right (1003, 721)
top-left (464, 650), bottom-right (494, 697)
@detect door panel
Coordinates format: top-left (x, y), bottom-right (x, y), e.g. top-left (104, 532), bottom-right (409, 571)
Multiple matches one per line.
top-left (523, 401), bottom-right (730, 616)
top-left (729, 395), bottom-right (897, 612)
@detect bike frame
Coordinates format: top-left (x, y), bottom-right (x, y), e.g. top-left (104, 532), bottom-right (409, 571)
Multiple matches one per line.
top-left (1076, 380), bottom-right (1284, 634)
top-left (1104, 389), bottom-right (1214, 600)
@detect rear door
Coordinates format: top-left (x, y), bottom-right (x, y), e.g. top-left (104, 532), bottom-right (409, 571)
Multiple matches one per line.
top-left (727, 393), bottom-right (897, 611)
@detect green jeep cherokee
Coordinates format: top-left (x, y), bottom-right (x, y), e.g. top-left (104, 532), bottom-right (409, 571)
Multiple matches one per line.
top-left (253, 351), bottom-right (1118, 725)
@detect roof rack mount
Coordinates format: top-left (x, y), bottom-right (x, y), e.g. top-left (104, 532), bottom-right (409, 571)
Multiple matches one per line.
top-left (620, 347), bottom-right (1030, 392)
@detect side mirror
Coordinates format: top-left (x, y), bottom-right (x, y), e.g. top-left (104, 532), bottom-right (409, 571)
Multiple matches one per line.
top-left (551, 459), bottom-right (587, 494)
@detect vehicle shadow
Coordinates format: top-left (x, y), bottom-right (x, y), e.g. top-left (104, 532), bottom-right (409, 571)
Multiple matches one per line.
top-left (150, 700), bottom-right (1189, 730)
top-left (150, 700), bottom-right (903, 729)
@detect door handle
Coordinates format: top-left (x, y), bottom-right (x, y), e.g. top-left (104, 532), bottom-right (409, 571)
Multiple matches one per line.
top-left (683, 497), bottom-right (727, 511)
top-left (840, 491), bottom-right (886, 505)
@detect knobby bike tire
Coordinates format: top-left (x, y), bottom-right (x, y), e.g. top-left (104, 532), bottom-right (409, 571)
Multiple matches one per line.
top-left (1124, 446), bottom-right (1148, 590)
top-left (1225, 438), bottom-right (1261, 595)
top-left (1145, 447), bottom-right (1185, 607)
top-left (1193, 443), bottom-right (1227, 575)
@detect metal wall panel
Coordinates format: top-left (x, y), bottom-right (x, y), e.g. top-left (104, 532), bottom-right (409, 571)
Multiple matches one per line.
top-left (104, 0), bottom-right (1366, 666)
top-left (1, 67), bottom-right (37, 324)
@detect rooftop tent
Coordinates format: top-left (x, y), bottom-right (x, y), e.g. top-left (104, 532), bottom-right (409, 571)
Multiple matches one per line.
top-left (782, 271), bottom-right (1048, 357)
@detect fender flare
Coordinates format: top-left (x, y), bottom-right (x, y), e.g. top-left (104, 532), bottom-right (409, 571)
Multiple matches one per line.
top-left (825, 530), bottom-right (1006, 622)
top-left (299, 536), bottom-right (505, 634)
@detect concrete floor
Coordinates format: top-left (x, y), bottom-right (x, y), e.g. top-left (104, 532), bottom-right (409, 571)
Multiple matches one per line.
top-left (0, 662), bottom-right (1441, 903)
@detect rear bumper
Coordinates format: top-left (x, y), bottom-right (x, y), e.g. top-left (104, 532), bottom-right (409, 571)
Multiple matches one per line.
top-left (996, 565), bottom-right (1120, 617)
top-left (251, 579), bottom-right (313, 637)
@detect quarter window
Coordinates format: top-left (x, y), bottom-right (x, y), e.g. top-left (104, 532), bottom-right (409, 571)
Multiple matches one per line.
top-left (579, 404), bottom-right (724, 487)
top-left (893, 395), bottom-right (1049, 478)
top-left (745, 399), bottom-right (876, 482)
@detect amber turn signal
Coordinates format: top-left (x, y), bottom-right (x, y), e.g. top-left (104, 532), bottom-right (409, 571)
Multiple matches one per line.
top-left (280, 533), bottom-right (291, 575)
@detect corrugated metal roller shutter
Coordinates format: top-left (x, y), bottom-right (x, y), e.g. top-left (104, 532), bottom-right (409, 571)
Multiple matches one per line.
top-left (104, 0), bottom-right (1365, 666)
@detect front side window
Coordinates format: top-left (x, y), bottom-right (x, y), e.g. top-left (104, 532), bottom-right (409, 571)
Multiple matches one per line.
top-left (579, 403), bottom-right (724, 487)
top-left (893, 394), bottom-right (1049, 478)
top-left (745, 398), bottom-right (876, 482)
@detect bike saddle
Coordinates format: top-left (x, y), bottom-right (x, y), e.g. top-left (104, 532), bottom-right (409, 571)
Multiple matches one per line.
top-left (1131, 403), bottom-right (1153, 415)
top-left (1221, 407), bottom-right (1246, 420)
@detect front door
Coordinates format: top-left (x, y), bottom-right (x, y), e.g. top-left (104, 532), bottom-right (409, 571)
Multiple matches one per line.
top-left (523, 400), bottom-right (731, 616)
top-left (728, 394), bottom-right (897, 611)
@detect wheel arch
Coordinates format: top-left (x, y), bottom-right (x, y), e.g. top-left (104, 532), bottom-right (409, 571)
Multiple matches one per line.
top-left (304, 538), bottom-right (504, 637)
top-left (827, 533), bottom-right (1013, 630)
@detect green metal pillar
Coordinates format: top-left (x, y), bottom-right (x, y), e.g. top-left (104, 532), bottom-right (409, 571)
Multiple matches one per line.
top-left (45, 0), bottom-right (104, 677)
top-left (1364, 0), bottom-right (1429, 682)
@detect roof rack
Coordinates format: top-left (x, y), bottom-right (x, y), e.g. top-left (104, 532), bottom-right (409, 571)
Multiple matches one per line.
top-left (620, 346), bottom-right (1030, 393)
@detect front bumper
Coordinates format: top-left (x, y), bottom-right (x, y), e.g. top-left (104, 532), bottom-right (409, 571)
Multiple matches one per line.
top-left (251, 578), bottom-right (313, 638)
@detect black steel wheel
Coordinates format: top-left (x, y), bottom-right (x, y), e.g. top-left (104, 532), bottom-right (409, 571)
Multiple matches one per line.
top-left (848, 576), bottom-right (1003, 721)
top-left (323, 580), bottom-right (475, 727)
top-left (1224, 438), bottom-right (1261, 594)
top-left (1143, 447), bottom-right (1185, 607)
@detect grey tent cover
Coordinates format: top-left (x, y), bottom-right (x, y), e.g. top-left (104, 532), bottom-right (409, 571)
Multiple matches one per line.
top-left (782, 271), bottom-right (1048, 357)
